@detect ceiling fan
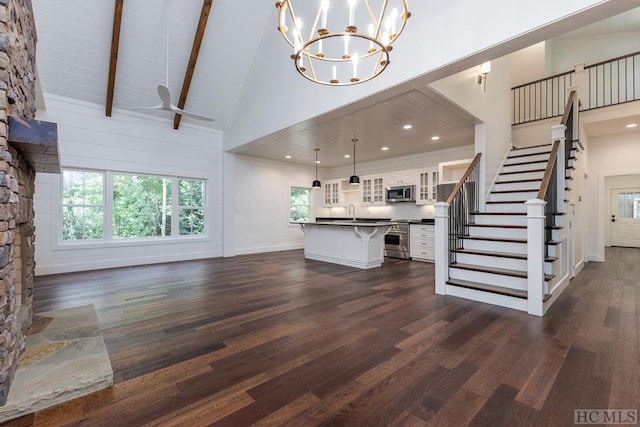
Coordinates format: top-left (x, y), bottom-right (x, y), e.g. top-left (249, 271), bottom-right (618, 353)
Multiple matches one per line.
top-left (127, 0), bottom-right (213, 122)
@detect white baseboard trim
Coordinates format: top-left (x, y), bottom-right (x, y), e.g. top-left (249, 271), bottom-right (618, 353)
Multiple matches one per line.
top-left (35, 250), bottom-right (221, 275)
top-left (543, 274), bottom-right (571, 314)
top-left (588, 253), bottom-right (605, 262)
top-left (234, 243), bottom-right (303, 256)
top-left (574, 260), bottom-right (585, 276)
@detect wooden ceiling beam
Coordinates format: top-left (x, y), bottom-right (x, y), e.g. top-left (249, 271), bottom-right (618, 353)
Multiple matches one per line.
top-left (173, 0), bottom-right (213, 130)
top-left (106, 0), bottom-right (124, 117)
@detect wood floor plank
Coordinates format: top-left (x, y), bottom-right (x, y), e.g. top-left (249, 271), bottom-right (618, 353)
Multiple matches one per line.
top-left (2, 248), bottom-right (639, 426)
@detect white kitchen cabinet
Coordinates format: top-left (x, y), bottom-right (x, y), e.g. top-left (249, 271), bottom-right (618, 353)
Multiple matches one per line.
top-left (323, 180), bottom-right (341, 206)
top-left (385, 172), bottom-right (415, 186)
top-left (361, 177), bottom-right (385, 205)
top-left (410, 224), bottom-right (435, 261)
top-left (416, 170), bottom-right (439, 204)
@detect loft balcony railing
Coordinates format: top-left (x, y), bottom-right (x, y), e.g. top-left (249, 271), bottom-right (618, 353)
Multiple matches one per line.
top-left (512, 51), bottom-right (640, 125)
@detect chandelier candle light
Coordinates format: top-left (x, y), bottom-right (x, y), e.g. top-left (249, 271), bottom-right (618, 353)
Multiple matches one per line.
top-left (276, 0), bottom-right (411, 86)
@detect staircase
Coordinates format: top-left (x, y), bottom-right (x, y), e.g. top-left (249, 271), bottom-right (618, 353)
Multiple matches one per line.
top-left (435, 90), bottom-right (581, 316)
top-left (446, 136), bottom-right (576, 310)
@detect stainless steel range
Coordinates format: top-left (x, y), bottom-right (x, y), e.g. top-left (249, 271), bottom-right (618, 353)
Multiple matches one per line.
top-left (384, 221), bottom-right (410, 259)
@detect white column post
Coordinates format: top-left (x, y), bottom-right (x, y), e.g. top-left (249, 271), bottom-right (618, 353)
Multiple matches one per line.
top-left (573, 62), bottom-right (586, 105)
top-left (526, 199), bottom-right (546, 316)
top-left (435, 202), bottom-right (450, 295)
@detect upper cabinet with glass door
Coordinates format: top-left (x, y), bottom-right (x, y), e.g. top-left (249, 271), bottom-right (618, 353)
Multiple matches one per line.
top-left (416, 169), bottom-right (439, 205)
top-left (323, 180), bottom-right (341, 207)
top-left (361, 176), bottom-right (385, 206)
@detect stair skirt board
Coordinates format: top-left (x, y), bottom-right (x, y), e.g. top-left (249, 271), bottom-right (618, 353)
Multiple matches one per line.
top-left (444, 284), bottom-right (529, 312)
top-left (542, 274), bottom-right (572, 314)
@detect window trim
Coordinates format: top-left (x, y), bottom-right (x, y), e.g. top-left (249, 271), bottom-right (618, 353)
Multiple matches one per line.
top-left (54, 167), bottom-right (210, 250)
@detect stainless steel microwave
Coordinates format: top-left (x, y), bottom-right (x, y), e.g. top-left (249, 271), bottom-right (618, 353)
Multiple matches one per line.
top-left (386, 185), bottom-right (415, 202)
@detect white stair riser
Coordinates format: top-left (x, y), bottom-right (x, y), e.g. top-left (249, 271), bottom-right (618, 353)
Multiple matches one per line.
top-left (488, 191), bottom-right (538, 202)
top-left (547, 245), bottom-right (558, 257)
top-left (462, 239), bottom-right (527, 254)
top-left (485, 203), bottom-right (527, 213)
top-left (505, 153), bottom-right (550, 164)
top-left (567, 158), bottom-right (575, 168)
top-left (500, 171), bottom-right (545, 181)
top-left (472, 215), bottom-right (527, 226)
top-left (502, 162), bottom-right (547, 174)
top-left (510, 145), bottom-right (553, 156)
top-left (448, 267), bottom-right (527, 290)
top-left (468, 226), bottom-right (527, 239)
top-left (494, 181), bottom-right (542, 192)
top-left (454, 253), bottom-right (527, 271)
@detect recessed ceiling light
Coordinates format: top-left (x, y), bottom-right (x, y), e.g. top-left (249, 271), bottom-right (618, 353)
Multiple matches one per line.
top-left (285, 155), bottom-right (291, 159)
top-left (381, 147), bottom-right (389, 151)
top-left (403, 124), bottom-right (413, 130)
top-left (315, 160), bottom-right (320, 164)
top-left (431, 136), bottom-right (440, 141)
top-left (626, 123), bottom-right (638, 128)
top-left (344, 154), bottom-right (351, 158)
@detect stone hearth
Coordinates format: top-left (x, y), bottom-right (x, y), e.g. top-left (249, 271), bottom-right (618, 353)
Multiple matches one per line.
top-left (0, 304), bottom-right (113, 423)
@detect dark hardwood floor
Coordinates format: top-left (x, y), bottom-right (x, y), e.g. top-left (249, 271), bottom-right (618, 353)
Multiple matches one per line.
top-left (3, 247), bottom-right (639, 426)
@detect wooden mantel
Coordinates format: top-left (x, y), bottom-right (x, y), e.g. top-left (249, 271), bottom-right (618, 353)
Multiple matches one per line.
top-left (7, 116), bottom-right (60, 173)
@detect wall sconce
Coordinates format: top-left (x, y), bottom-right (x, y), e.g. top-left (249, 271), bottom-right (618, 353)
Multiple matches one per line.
top-left (477, 61), bottom-right (491, 92)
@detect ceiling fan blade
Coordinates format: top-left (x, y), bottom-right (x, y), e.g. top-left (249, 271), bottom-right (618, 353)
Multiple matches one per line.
top-left (157, 84), bottom-right (172, 108)
top-left (170, 105), bottom-right (215, 122)
top-left (125, 104), bottom-right (164, 111)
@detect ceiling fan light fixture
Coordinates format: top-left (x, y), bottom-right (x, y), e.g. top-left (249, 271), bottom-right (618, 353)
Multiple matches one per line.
top-left (275, 0), bottom-right (411, 86)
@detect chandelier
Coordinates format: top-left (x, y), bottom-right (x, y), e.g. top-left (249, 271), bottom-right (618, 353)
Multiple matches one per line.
top-left (275, 0), bottom-right (411, 86)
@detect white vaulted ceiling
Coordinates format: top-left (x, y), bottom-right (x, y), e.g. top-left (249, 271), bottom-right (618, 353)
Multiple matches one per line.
top-left (32, 0), bottom-right (274, 129)
top-left (31, 1), bottom-right (640, 169)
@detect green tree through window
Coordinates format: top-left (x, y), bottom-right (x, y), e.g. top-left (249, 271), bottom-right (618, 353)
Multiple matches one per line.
top-left (62, 170), bottom-right (104, 240)
top-left (290, 187), bottom-right (311, 223)
top-left (61, 169), bottom-right (206, 241)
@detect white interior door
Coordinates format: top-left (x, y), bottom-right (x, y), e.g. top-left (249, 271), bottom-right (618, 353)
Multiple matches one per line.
top-left (610, 188), bottom-right (640, 247)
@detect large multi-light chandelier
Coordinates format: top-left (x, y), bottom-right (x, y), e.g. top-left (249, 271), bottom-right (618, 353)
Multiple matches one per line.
top-left (276, 0), bottom-right (411, 86)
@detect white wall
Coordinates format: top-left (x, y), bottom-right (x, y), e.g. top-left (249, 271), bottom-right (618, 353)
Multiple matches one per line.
top-left (430, 56), bottom-right (513, 199)
top-left (34, 95), bottom-right (224, 274)
top-left (510, 42), bottom-right (548, 87)
top-left (233, 155), bottom-right (317, 255)
top-left (548, 30), bottom-right (640, 74)
top-left (587, 128), bottom-right (640, 262)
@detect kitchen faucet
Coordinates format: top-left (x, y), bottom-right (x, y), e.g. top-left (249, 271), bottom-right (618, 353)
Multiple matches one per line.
top-left (348, 204), bottom-right (356, 220)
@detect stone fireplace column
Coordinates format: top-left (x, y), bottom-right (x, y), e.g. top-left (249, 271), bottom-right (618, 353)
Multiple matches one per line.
top-left (0, 0), bottom-right (39, 406)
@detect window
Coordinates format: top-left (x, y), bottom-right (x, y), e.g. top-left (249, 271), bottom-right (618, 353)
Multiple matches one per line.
top-left (62, 170), bottom-right (104, 240)
top-left (61, 169), bottom-right (206, 242)
top-left (113, 174), bottom-right (172, 238)
top-left (290, 187), bottom-right (311, 223)
top-left (618, 192), bottom-right (640, 219)
top-left (178, 179), bottom-right (205, 235)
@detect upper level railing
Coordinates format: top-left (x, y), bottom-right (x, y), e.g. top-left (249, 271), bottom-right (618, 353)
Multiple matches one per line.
top-left (512, 51), bottom-right (640, 125)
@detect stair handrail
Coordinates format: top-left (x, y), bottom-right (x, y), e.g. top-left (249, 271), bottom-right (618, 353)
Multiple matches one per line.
top-left (536, 140), bottom-right (560, 200)
top-left (446, 153), bottom-right (482, 204)
top-left (446, 153), bottom-right (482, 264)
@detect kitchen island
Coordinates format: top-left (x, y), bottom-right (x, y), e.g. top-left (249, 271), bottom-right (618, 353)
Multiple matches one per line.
top-left (298, 220), bottom-right (394, 269)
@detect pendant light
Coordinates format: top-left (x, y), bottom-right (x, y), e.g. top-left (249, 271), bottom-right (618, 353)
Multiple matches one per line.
top-left (312, 148), bottom-right (322, 189)
top-left (349, 138), bottom-right (360, 185)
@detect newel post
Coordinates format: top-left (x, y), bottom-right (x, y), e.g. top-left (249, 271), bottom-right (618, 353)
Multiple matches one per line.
top-left (435, 202), bottom-right (450, 295)
top-left (526, 199), bottom-right (546, 316)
